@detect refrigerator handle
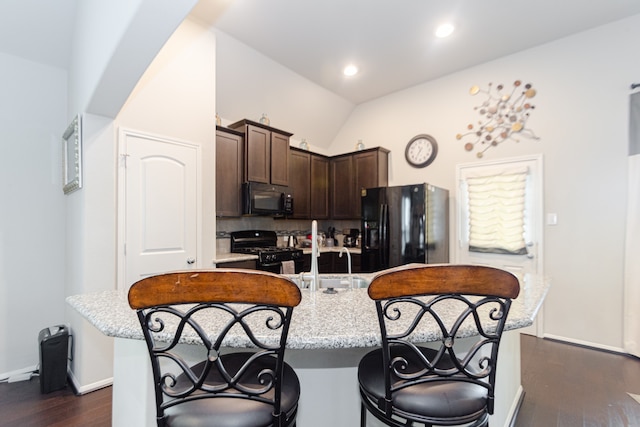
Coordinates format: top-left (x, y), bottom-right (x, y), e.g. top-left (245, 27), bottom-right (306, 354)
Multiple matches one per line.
top-left (380, 204), bottom-right (389, 268)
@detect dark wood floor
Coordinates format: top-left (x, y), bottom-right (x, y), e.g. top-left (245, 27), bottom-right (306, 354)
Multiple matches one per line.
top-left (0, 335), bottom-right (638, 426)
top-left (515, 335), bottom-right (640, 427)
top-left (0, 378), bottom-right (111, 427)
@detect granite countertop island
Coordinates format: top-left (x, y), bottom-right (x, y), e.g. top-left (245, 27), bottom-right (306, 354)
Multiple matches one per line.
top-left (66, 270), bottom-right (547, 350)
top-left (67, 269), bottom-right (549, 427)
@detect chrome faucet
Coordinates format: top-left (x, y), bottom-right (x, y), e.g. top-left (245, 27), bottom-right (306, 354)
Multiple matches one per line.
top-left (339, 246), bottom-right (353, 289)
top-left (300, 220), bottom-right (320, 291)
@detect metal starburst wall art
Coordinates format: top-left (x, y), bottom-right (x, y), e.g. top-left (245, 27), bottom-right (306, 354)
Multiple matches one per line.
top-left (456, 80), bottom-right (539, 157)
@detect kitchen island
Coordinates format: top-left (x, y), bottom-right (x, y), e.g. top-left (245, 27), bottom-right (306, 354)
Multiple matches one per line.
top-left (67, 269), bottom-right (549, 427)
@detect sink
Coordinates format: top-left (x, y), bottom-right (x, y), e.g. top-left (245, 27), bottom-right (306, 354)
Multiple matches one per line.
top-left (318, 277), bottom-right (369, 289)
top-left (289, 275), bottom-right (369, 289)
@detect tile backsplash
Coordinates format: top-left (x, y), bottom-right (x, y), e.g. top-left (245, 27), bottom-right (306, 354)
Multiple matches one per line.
top-left (216, 217), bottom-right (359, 252)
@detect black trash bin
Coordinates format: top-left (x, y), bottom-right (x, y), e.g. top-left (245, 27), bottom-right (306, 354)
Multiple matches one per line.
top-left (38, 325), bottom-right (69, 393)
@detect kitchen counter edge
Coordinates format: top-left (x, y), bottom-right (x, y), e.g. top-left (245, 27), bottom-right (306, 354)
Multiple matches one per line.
top-left (66, 272), bottom-right (549, 350)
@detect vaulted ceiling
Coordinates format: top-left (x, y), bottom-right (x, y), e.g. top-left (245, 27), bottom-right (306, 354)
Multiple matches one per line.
top-left (191, 0), bottom-right (640, 104)
top-left (3, 0), bottom-right (640, 105)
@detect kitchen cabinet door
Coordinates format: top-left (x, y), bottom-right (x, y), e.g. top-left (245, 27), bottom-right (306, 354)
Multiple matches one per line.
top-left (330, 155), bottom-right (354, 219)
top-left (353, 148), bottom-right (389, 217)
top-left (333, 252), bottom-right (361, 274)
top-left (216, 128), bottom-right (243, 217)
top-left (290, 148), bottom-right (311, 218)
top-left (310, 154), bottom-right (329, 219)
top-left (215, 259), bottom-right (257, 269)
top-left (245, 124), bottom-right (270, 184)
top-left (352, 253), bottom-right (361, 273)
top-left (270, 131), bottom-right (290, 186)
top-left (330, 148), bottom-right (389, 219)
top-left (302, 252), bottom-right (332, 273)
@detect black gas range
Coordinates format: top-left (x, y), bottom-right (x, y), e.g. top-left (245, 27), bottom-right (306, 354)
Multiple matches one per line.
top-left (230, 230), bottom-right (304, 273)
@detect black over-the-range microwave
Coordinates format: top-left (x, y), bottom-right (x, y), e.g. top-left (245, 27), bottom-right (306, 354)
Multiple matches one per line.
top-left (242, 182), bottom-right (293, 216)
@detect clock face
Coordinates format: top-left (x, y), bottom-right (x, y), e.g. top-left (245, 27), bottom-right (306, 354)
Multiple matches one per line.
top-left (405, 134), bottom-right (438, 168)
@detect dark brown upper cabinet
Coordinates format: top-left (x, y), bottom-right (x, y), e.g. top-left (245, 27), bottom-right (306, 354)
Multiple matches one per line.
top-left (310, 154), bottom-right (330, 219)
top-left (289, 148), bottom-right (311, 219)
top-left (330, 154), bottom-right (354, 219)
top-left (215, 126), bottom-right (244, 217)
top-left (289, 147), bottom-right (330, 220)
top-left (330, 147), bottom-right (389, 219)
top-left (228, 119), bottom-right (292, 186)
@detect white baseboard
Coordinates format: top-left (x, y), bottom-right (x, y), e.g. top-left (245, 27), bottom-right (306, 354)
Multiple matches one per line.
top-left (505, 385), bottom-right (525, 427)
top-left (542, 333), bottom-right (626, 354)
top-left (0, 365), bottom-right (39, 382)
top-left (67, 368), bottom-right (113, 395)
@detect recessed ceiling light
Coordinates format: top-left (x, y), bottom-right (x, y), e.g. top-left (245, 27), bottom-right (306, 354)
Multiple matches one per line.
top-left (343, 65), bottom-right (359, 77)
top-left (435, 23), bottom-right (454, 38)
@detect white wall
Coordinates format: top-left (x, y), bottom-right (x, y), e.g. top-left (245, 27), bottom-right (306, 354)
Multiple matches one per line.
top-left (68, 0), bottom-right (144, 118)
top-left (63, 113), bottom-right (118, 391)
top-left (326, 15), bottom-right (640, 350)
top-left (0, 0), bottom-right (209, 387)
top-left (69, 0), bottom-right (198, 118)
top-left (64, 11), bottom-right (216, 390)
top-left (63, 0), bottom-right (198, 390)
top-left (0, 52), bottom-right (67, 375)
top-left (214, 29), bottom-right (355, 155)
top-left (116, 17), bottom-right (217, 269)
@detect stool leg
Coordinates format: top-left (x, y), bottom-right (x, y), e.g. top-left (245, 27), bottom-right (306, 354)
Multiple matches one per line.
top-left (360, 402), bottom-right (367, 427)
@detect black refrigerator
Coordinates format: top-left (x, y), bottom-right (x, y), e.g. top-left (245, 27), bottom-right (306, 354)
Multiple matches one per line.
top-left (361, 183), bottom-right (449, 272)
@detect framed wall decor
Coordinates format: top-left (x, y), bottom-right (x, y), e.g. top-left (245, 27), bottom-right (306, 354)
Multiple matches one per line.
top-left (62, 114), bottom-right (83, 194)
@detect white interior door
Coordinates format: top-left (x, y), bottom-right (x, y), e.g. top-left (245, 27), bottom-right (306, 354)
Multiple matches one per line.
top-left (119, 130), bottom-right (199, 292)
top-left (456, 155), bottom-right (543, 335)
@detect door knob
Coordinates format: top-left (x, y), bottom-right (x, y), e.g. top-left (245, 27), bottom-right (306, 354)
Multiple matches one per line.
top-left (187, 258), bottom-right (196, 264)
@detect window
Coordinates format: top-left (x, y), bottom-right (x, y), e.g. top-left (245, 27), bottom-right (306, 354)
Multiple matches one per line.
top-left (463, 166), bottom-right (529, 255)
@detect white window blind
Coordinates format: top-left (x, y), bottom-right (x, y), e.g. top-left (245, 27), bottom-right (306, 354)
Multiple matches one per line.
top-left (466, 167), bottom-right (528, 254)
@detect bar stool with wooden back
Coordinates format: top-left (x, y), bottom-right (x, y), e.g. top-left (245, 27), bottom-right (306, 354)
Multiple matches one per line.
top-left (128, 269), bottom-right (302, 427)
top-left (358, 264), bottom-right (520, 427)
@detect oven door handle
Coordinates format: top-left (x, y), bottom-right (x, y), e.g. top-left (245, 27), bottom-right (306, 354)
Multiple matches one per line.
top-left (259, 262), bottom-right (282, 268)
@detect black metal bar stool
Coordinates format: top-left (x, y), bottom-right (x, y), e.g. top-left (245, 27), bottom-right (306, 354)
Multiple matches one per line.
top-left (128, 269), bottom-right (302, 427)
top-left (358, 264), bottom-right (520, 427)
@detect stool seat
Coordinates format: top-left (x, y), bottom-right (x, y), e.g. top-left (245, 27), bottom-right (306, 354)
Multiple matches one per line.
top-left (165, 353), bottom-right (300, 427)
top-left (358, 347), bottom-right (487, 423)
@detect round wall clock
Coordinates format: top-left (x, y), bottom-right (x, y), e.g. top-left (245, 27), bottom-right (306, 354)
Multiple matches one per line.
top-left (405, 134), bottom-right (438, 168)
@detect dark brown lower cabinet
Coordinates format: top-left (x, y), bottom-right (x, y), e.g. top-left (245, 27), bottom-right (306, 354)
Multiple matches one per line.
top-left (216, 259), bottom-right (257, 269)
top-left (302, 252), bottom-right (361, 274)
top-left (333, 252), bottom-right (361, 273)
